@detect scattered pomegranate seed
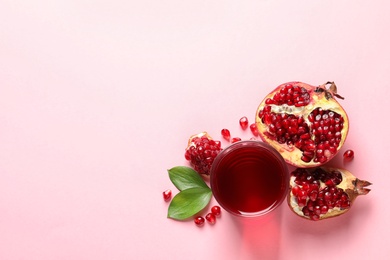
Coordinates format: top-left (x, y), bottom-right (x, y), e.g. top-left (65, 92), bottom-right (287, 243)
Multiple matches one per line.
top-left (194, 216), bottom-right (205, 227)
top-left (343, 149), bottom-right (354, 161)
top-left (163, 189), bottom-right (172, 201)
top-left (211, 206), bottom-right (221, 217)
top-left (239, 116), bottom-right (249, 130)
top-left (249, 123), bottom-right (259, 136)
top-left (221, 129), bottom-right (231, 141)
top-left (231, 137), bottom-right (241, 143)
top-left (205, 213), bottom-right (216, 224)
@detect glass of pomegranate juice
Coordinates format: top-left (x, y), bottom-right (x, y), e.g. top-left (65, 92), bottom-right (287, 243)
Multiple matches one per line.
top-left (210, 140), bottom-right (289, 217)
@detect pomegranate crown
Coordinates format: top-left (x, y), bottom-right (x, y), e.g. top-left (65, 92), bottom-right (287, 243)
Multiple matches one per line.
top-left (315, 81), bottom-right (344, 100)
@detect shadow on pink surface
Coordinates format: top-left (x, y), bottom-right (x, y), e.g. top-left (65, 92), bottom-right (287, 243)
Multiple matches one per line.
top-left (228, 208), bottom-right (284, 260)
top-left (283, 197), bottom-right (374, 257)
top-left (287, 196), bottom-right (372, 230)
top-left (213, 194), bottom-right (373, 260)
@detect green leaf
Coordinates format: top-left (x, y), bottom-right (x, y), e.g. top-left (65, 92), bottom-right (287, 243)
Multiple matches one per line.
top-left (168, 166), bottom-right (209, 191)
top-left (167, 187), bottom-right (212, 220)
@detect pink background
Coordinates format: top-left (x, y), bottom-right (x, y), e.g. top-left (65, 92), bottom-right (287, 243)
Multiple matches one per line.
top-left (1, 1), bottom-right (389, 259)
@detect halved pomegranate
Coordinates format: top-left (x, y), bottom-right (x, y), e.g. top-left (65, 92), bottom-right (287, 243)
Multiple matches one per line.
top-left (255, 81), bottom-right (349, 167)
top-left (288, 167), bottom-right (371, 221)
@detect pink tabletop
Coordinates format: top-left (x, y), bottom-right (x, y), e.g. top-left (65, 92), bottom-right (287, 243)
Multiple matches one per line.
top-left (1, 1), bottom-right (389, 259)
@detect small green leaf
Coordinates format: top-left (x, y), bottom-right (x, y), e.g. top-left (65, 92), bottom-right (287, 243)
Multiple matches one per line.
top-left (168, 166), bottom-right (209, 191)
top-left (167, 187), bottom-right (212, 220)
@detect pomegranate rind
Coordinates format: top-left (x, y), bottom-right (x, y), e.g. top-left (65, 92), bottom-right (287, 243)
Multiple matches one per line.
top-left (288, 167), bottom-right (371, 220)
top-left (255, 82), bottom-right (349, 168)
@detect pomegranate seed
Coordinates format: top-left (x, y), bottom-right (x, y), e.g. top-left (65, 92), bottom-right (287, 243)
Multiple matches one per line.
top-left (297, 197), bottom-right (307, 207)
top-left (205, 213), bottom-right (216, 224)
top-left (324, 191), bottom-right (333, 202)
top-left (249, 123), bottom-right (258, 136)
top-left (320, 205), bottom-right (329, 214)
top-left (302, 206), bottom-right (310, 216)
top-left (184, 150), bottom-right (191, 160)
top-left (239, 116), bottom-right (249, 130)
top-left (292, 186), bottom-right (300, 196)
top-left (265, 98), bottom-right (274, 105)
top-left (221, 129), bottom-right (231, 141)
top-left (309, 190), bottom-right (318, 201)
top-left (311, 214), bottom-right (320, 221)
top-left (231, 137), bottom-right (241, 143)
top-left (211, 206), bottom-right (221, 217)
top-left (163, 189), bottom-right (172, 201)
top-left (314, 205), bottom-right (321, 215)
top-left (194, 216), bottom-right (205, 226)
top-left (298, 189), bottom-right (308, 200)
top-left (301, 155), bottom-right (312, 163)
top-left (307, 200), bottom-right (314, 211)
top-left (343, 149), bottom-right (354, 161)
top-left (300, 133), bottom-right (311, 140)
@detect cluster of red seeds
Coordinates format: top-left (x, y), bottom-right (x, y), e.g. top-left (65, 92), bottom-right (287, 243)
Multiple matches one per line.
top-left (194, 206), bottom-right (221, 226)
top-left (265, 84), bottom-right (311, 107)
top-left (258, 98), bottom-right (344, 164)
top-left (184, 136), bottom-right (222, 175)
top-left (308, 108), bottom-right (344, 163)
top-left (291, 168), bottom-right (351, 221)
top-left (259, 106), bottom-right (310, 146)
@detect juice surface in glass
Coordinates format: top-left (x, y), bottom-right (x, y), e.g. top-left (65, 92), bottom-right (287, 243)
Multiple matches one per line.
top-left (210, 141), bottom-right (289, 217)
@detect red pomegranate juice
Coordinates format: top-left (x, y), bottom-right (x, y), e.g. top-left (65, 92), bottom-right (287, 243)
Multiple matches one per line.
top-left (210, 141), bottom-right (289, 217)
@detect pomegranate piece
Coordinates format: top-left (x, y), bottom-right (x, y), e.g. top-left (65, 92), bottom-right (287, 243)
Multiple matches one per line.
top-left (221, 129), bottom-right (231, 141)
top-left (239, 116), bottom-right (249, 130)
top-left (184, 132), bottom-right (222, 175)
top-left (194, 216), bottom-right (205, 226)
top-left (255, 82), bottom-right (349, 167)
top-left (205, 213), bottom-right (216, 224)
top-left (343, 149), bottom-right (354, 161)
top-left (163, 189), bottom-right (172, 201)
top-left (288, 167), bottom-right (371, 220)
top-left (211, 206), bottom-right (221, 217)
